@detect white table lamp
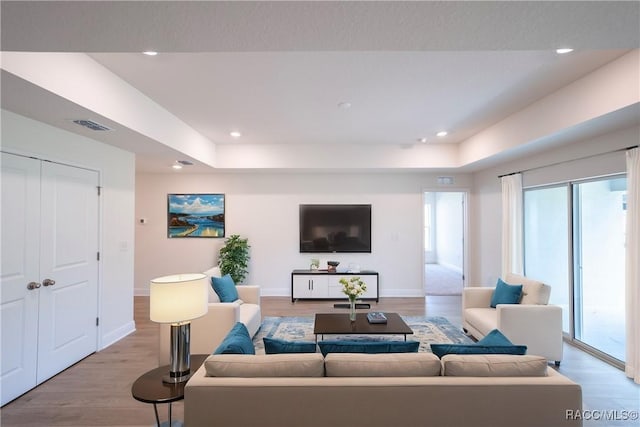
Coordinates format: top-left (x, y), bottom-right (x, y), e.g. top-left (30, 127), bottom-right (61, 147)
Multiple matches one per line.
top-left (150, 273), bottom-right (208, 383)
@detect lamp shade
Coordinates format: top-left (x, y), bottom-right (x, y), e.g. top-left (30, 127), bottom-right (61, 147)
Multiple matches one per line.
top-left (150, 273), bottom-right (208, 323)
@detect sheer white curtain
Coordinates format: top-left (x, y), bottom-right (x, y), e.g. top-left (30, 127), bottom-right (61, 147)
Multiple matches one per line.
top-left (625, 148), bottom-right (639, 384)
top-left (501, 173), bottom-right (524, 279)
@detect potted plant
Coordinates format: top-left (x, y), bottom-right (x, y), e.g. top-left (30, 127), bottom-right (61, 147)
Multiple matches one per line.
top-left (218, 234), bottom-right (251, 284)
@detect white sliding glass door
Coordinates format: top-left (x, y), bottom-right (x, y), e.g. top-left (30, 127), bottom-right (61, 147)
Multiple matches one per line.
top-left (524, 175), bottom-right (627, 364)
top-left (524, 186), bottom-right (570, 333)
top-left (573, 177), bottom-right (626, 362)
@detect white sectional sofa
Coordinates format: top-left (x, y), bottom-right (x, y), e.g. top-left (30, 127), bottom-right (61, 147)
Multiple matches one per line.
top-left (158, 266), bottom-right (261, 365)
top-left (462, 273), bottom-right (563, 365)
top-left (185, 352), bottom-right (582, 427)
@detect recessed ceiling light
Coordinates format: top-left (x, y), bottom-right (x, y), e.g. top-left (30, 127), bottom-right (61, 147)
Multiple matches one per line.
top-left (436, 131), bottom-right (448, 137)
top-left (230, 131), bottom-right (242, 138)
top-left (417, 137), bottom-right (428, 143)
top-left (338, 101), bottom-right (352, 109)
top-left (142, 51), bottom-right (158, 56)
top-left (172, 163), bottom-right (183, 170)
top-left (555, 48), bottom-right (574, 54)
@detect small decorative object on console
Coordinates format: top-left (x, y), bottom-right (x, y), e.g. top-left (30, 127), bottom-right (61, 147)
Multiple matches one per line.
top-left (327, 261), bottom-right (340, 273)
top-left (367, 312), bottom-right (387, 324)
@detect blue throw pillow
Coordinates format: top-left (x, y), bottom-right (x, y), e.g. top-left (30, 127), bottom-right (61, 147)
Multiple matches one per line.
top-left (263, 337), bottom-right (317, 354)
top-left (318, 340), bottom-right (419, 357)
top-left (213, 322), bottom-right (255, 355)
top-left (430, 343), bottom-right (527, 359)
top-left (430, 328), bottom-right (527, 358)
top-left (490, 278), bottom-right (523, 308)
top-left (476, 329), bottom-right (513, 346)
top-left (212, 274), bottom-right (239, 302)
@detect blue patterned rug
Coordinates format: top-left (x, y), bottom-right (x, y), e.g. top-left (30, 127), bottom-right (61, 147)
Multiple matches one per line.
top-left (252, 316), bottom-right (472, 354)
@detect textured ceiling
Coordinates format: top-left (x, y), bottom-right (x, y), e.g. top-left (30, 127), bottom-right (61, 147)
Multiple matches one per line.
top-left (1, 1), bottom-right (638, 173)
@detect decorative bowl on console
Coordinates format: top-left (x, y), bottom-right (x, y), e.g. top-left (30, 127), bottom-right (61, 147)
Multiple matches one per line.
top-left (327, 261), bottom-right (340, 273)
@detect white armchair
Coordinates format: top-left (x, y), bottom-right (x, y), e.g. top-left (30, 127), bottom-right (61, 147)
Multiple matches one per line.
top-left (158, 267), bottom-right (262, 365)
top-left (462, 273), bottom-right (563, 366)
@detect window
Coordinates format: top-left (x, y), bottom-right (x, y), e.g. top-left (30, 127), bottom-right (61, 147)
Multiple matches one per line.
top-left (524, 175), bottom-right (627, 364)
top-left (572, 177), bottom-right (626, 362)
top-left (524, 185), bottom-right (570, 332)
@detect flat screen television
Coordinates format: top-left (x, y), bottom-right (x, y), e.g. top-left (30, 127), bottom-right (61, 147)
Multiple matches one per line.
top-left (299, 204), bottom-right (372, 253)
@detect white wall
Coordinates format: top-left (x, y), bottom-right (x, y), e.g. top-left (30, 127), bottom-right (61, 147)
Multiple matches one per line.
top-left (470, 124), bottom-right (638, 285)
top-left (434, 192), bottom-right (464, 272)
top-left (135, 172), bottom-right (473, 297)
top-left (1, 110), bottom-right (136, 349)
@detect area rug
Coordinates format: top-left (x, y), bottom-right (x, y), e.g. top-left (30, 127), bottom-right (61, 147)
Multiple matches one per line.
top-left (252, 316), bottom-right (472, 354)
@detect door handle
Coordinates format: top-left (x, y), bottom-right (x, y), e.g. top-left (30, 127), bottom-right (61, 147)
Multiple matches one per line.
top-left (42, 278), bottom-right (56, 287)
top-left (27, 282), bottom-right (41, 290)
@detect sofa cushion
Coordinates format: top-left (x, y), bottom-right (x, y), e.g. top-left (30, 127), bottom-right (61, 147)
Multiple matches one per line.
top-left (464, 308), bottom-right (497, 335)
top-left (430, 342), bottom-right (527, 359)
top-left (318, 340), bottom-right (419, 356)
top-left (238, 303), bottom-right (262, 338)
top-left (263, 337), bottom-right (317, 354)
top-left (324, 352), bottom-right (441, 377)
top-left (505, 273), bottom-right (550, 305)
top-left (205, 353), bottom-right (325, 377)
top-left (212, 274), bottom-right (239, 303)
top-left (441, 354), bottom-right (548, 377)
top-left (213, 322), bottom-right (255, 355)
top-left (490, 278), bottom-right (523, 308)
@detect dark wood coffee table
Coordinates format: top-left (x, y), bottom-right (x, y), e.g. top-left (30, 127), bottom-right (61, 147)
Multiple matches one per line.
top-left (313, 313), bottom-right (413, 341)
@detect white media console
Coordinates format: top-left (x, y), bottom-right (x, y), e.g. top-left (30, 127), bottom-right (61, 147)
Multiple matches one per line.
top-left (291, 270), bottom-right (379, 302)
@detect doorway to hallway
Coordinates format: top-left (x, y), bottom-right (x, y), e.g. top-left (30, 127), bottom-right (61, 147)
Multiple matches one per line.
top-left (423, 191), bottom-right (466, 296)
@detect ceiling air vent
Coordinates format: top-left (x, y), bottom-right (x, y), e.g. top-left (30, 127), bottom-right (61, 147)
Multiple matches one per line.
top-left (176, 160), bottom-right (194, 166)
top-left (72, 119), bottom-right (113, 131)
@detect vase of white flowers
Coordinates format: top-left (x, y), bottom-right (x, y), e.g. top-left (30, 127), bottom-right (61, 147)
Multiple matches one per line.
top-left (339, 276), bottom-right (367, 321)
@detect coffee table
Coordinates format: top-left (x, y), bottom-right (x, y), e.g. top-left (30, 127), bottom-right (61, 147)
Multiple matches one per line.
top-left (313, 313), bottom-right (413, 341)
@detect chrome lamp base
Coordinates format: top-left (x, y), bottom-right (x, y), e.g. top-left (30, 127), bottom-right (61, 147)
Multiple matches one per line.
top-left (164, 322), bottom-right (192, 384)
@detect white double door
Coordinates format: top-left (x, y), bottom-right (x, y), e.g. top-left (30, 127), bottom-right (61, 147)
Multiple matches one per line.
top-left (1, 153), bottom-right (99, 405)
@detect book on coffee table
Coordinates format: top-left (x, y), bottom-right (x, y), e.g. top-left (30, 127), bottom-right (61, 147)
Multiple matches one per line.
top-left (367, 312), bottom-right (387, 324)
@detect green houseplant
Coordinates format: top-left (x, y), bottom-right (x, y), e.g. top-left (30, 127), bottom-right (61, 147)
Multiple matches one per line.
top-left (218, 234), bottom-right (250, 284)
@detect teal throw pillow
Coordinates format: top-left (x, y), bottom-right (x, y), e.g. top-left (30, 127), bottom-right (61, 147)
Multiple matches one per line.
top-left (318, 340), bottom-right (419, 357)
top-left (430, 328), bottom-right (527, 358)
top-left (477, 329), bottom-right (513, 346)
top-left (212, 274), bottom-right (239, 303)
top-left (263, 337), bottom-right (317, 354)
top-left (430, 343), bottom-right (527, 359)
top-left (213, 322), bottom-right (255, 355)
top-left (490, 278), bottom-right (523, 308)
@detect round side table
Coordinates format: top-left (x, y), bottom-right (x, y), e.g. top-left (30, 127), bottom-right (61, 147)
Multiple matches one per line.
top-left (132, 354), bottom-right (208, 427)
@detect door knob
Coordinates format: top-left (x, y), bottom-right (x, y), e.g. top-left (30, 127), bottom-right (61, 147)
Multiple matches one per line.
top-left (42, 279), bottom-right (56, 287)
top-left (27, 282), bottom-right (41, 290)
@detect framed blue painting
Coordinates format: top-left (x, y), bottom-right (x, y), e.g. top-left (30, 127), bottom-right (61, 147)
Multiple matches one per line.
top-left (167, 194), bottom-right (225, 238)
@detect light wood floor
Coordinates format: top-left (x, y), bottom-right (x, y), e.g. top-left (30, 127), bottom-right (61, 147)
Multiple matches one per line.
top-left (1, 296), bottom-right (638, 426)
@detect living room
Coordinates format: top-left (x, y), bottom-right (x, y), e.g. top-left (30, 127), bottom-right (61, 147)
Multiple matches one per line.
top-left (1, 1), bottom-right (639, 426)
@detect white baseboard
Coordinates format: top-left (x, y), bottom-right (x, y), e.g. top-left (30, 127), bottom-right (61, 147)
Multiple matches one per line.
top-left (259, 288), bottom-right (423, 298)
top-left (259, 288), bottom-right (291, 297)
top-left (100, 321), bottom-right (136, 350)
top-left (380, 289), bottom-right (424, 297)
